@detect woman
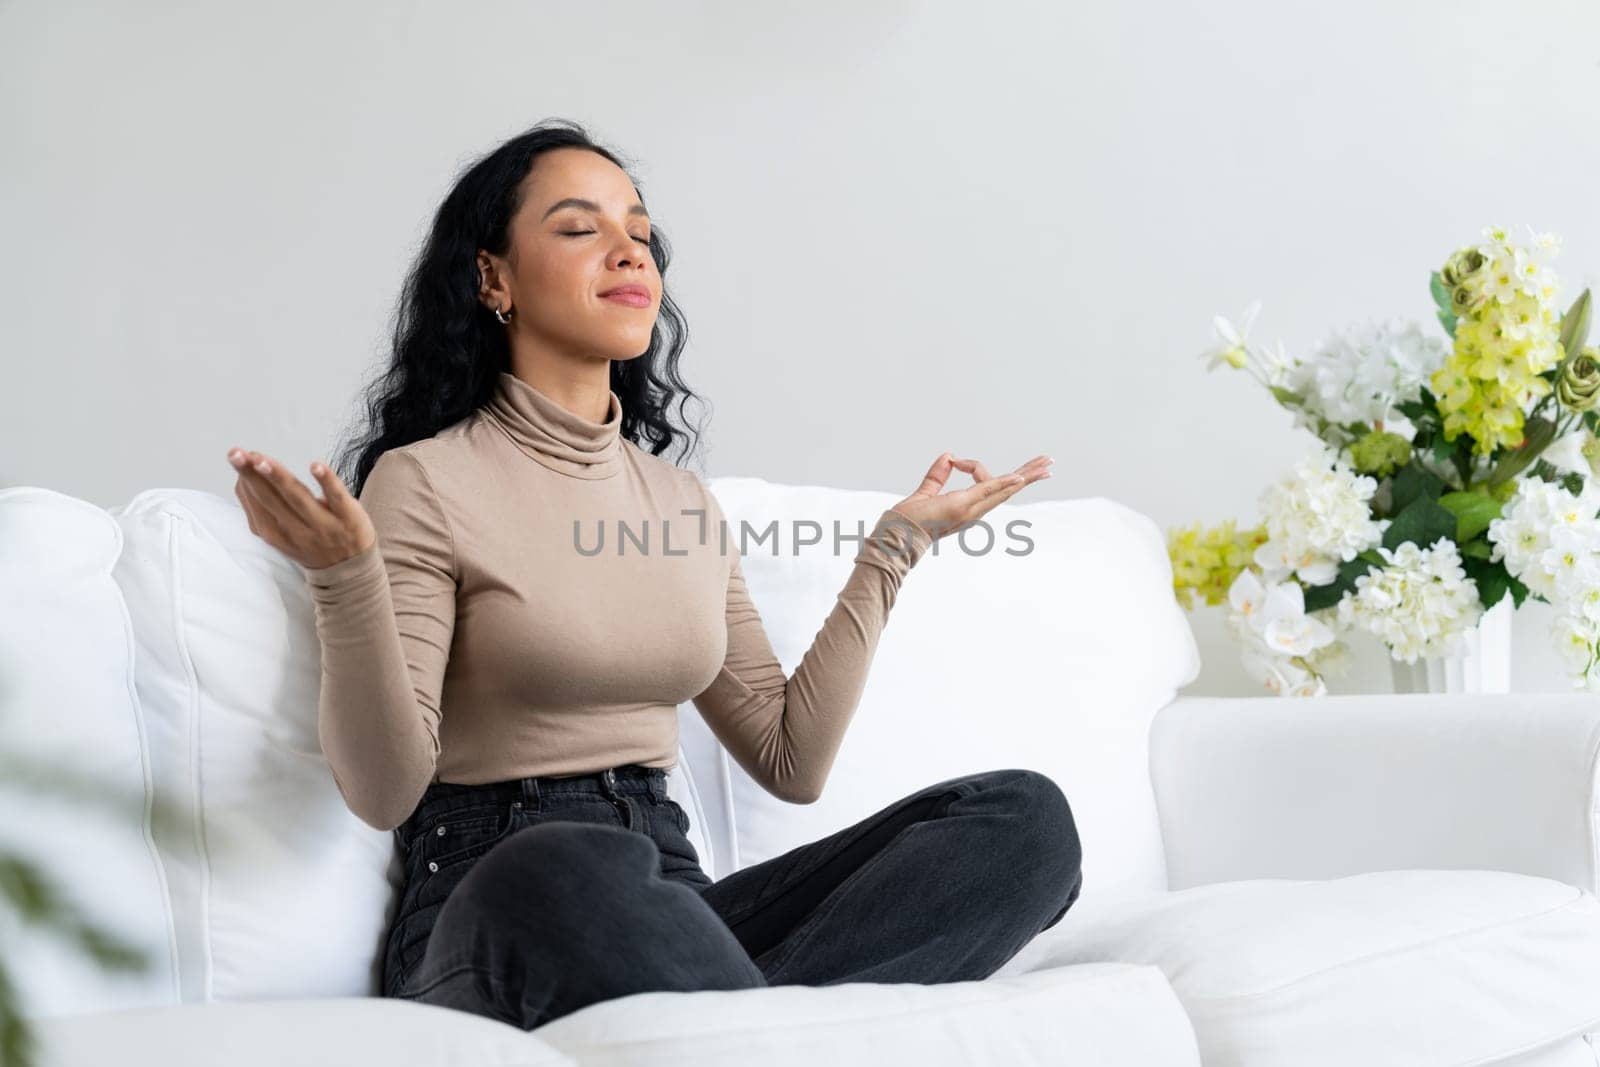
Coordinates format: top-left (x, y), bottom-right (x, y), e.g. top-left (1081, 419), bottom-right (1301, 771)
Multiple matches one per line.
top-left (225, 119), bottom-right (1080, 1031)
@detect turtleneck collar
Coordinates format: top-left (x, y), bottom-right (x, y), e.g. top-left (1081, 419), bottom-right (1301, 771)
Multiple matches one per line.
top-left (483, 371), bottom-right (624, 480)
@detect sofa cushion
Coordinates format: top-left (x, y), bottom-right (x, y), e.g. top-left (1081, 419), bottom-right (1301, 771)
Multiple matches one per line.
top-left (534, 961), bottom-right (1200, 1065)
top-left (107, 488), bottom-right (716, 999)
top-left (0, 487), bottom-right (178, 1019)
top-left (996, 869), bottom-right (1600, 1067)
top-left (691, 478), bottom-right (1200, 908)
top-left (31, 997), bottom-right (576, 1066)
top-left (109, 488), bottom-right (398, 1000)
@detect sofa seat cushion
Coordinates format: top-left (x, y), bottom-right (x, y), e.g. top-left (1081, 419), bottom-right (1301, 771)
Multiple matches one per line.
top-left (995, 869), bottom-right (1600, 1067)
top-left (31, 997), bottom-right (576, 1066)
top-left (531, 961), bottom-right (1200, 1066)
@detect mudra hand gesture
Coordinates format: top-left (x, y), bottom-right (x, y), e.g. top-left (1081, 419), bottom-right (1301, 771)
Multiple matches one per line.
top-left (890, 453), bottom-right (1053, 542)
top-left (225, 447), bottom-right (376, 571)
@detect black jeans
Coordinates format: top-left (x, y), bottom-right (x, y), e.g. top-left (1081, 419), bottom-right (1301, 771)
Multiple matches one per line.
top-left (382, 764), bottom-right (1083, 1031)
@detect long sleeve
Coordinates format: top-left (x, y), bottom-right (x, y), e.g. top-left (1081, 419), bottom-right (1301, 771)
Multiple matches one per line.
top-left (299, 449), bottom-right (456, 831)
top-left (691, 500), bottom-right (934, 805)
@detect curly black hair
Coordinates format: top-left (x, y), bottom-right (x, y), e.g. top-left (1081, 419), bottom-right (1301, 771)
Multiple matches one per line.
top-left (332, 118), bottom-right (705, 497)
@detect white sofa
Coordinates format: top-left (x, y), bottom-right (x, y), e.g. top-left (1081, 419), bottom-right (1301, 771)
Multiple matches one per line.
top-left (4, 476), bottom-right (1600, 1067)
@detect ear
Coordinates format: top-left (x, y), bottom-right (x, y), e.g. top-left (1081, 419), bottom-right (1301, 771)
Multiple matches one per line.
top-left (475, 251), bottom-right (508, 310)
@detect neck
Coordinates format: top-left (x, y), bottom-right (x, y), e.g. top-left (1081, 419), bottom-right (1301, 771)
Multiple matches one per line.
top-left (505, 358), bottom-right (614, 425)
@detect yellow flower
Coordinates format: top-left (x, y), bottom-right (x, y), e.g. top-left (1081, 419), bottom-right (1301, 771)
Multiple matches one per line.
top-left (1168, 520), bottom-right (1270, 610)
top-left (1433, 228), bottom-right (1566, 459)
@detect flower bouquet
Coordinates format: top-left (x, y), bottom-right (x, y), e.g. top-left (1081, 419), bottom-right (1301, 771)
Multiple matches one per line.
top-left (1169, 225), bottom-right (1599, 696)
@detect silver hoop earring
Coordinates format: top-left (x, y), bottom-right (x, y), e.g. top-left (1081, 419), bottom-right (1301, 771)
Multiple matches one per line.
top-left (494, 306), bottom-right (512, 325)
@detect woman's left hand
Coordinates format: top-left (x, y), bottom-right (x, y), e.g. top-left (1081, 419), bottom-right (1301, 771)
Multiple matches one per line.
top-left (889, 453), bottom-right (1053, 542)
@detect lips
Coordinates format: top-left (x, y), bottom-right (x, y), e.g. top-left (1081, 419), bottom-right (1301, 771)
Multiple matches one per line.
top-left (599, 284), bottom-right (652, 309)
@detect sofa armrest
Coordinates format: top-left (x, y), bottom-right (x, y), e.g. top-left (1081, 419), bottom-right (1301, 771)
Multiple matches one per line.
top-left (1149, 692), bottom-right (1600, 894)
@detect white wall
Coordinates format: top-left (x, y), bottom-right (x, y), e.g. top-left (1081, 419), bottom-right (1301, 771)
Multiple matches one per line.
top-left (5, 0), bottom-right (1598, 697)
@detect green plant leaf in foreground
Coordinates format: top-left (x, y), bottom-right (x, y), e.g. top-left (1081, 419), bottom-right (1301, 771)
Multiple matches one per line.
top-left (0, 746), bottom-right (224, 1067)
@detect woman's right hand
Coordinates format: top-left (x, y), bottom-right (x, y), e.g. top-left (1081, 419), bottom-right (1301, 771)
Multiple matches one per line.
top-left (227, 447), bottom-right (375, 570)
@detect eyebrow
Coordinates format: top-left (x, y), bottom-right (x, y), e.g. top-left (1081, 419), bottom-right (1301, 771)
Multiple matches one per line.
top-left (541, 197), bottom-right (651, 222)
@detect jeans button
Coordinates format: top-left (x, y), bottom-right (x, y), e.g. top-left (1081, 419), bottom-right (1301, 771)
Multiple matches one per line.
top-left (602, 768), bottom-right (616, 787)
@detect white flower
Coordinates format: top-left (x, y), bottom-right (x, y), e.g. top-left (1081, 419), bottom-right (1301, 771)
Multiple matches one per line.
top-left (1490, 474), bottom-right (1600, 690)
top-left (1280, 319), bottom-right (1450, 429)
top-left (1335, 537), bottom-right (1483, 663)
top-left (1225, 567), bottom-right (1338, 697)
top-left (1197, 300), bottom-right (1296, 390)
top-left (1254, 450), bottom-right (1390, 586)
top-left (1254, 336), bottom-right (1294, 390)
top-left (1550, 610), bottom-right (1600, 689)
top-left (1235, 629), bottom-right (1326, 697)
top-left (1542, 525), bottom-right (1600, 601)
top-left (1488, 478), bottom-right (1600, 602)
top-left (1199, 300), bottom-right (1262, 372)
top-left (1301, 629), bottom-right (1353, 676)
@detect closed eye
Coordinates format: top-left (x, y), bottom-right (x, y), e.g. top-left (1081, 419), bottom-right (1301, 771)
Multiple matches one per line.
top-left (560, 230), bottom-right (651, 246)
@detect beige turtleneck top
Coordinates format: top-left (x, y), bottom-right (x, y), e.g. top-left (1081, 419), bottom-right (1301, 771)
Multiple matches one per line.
top-left (300, 371), bottom-right (933, 831)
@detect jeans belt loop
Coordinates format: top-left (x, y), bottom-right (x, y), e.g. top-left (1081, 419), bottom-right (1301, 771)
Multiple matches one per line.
top-left (518, 776), bottom-right (541, 814)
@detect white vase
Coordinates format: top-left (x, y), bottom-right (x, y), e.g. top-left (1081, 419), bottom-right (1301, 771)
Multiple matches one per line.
top-left (1389, 594), bottom-right (1514, 694)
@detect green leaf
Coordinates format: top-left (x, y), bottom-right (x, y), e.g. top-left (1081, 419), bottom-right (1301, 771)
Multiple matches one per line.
top-left (1303, 556), bottom-right (1378, 613)
top-left (1396, 399), bottom-right (1430, 420)
top-left (1463, 556), bottom-right (1529, 610)
top-left (1459, 539), bottom-right (1494, 559)
top-left (1431, 433), bottom-right (1455, 468)
top-left (1382, 494), bottom-right (1458, 553)
top-left (1390, 461), bottom-right (1445, 514)
top-left (1449, 435), bottom-right (1477, 488)
top-left (1430, 270), bottom-right (1450, 309)
top-left (1559, 288), bottom-right (1592, 359)
top-left (1436, 489), bottom-right (1503, 542)
top-left (1269, 386), bottom-right (1306, 408)
top-left (1562, 471), bottom-right (1586, 496)
top-left (1486, 415), bottom-right (1559, 488)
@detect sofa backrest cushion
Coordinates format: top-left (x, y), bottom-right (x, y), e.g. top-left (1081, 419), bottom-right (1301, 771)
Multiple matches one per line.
top-left (0, 488), bottom-right (179, 1019)
top-left (110, 488), bottom-right (399, 1000)
top-left (691, 478), bottom-right (1201, 907)
top-left (108, 487), bottom-right (716, 998)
